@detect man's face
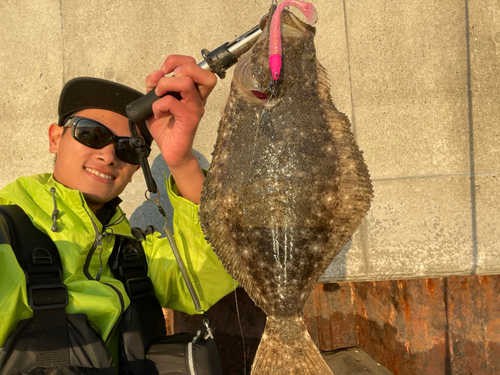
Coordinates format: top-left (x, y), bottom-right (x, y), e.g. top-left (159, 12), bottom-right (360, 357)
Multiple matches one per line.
top-left (49, 109), bottom-right (140, 213)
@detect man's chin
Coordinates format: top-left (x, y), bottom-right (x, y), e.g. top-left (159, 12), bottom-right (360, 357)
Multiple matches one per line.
top-left (82, 192), bottom-right (110, 213)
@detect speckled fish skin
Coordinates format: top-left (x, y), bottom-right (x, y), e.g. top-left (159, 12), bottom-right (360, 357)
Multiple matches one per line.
top-left (199, 5), bottom-right (373, 375)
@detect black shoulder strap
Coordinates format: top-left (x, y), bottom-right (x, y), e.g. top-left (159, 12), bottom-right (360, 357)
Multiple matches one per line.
top-left (0, 205), bottom-right (70, 367)
top-left (109, 229), bottom-right (166, 346)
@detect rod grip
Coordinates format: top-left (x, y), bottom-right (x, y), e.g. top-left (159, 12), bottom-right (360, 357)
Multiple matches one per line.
top-left (126, 89), bottom-right (182, 124)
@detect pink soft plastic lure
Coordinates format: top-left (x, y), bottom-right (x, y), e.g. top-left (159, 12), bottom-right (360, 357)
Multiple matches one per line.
top-left (269, 0), bottom-right (318, 80)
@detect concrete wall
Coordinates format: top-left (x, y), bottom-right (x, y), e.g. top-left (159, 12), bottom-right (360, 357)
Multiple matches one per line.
top-left (1, 0), bottom-right (498, 282)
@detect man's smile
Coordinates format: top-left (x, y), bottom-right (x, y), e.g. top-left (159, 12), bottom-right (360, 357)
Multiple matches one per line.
top-left (85, 168), bottom-right (115, 181)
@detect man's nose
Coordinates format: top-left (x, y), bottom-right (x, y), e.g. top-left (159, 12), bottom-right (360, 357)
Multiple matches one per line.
top-left (95, 143), bottom-right (118, 165)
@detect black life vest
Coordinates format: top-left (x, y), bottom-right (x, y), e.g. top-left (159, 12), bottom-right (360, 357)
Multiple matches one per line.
top-left (0, 205), bottom-right (166, 374)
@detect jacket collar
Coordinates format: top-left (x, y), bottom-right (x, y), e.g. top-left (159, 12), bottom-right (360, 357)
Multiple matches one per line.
top-left (0, 173), bottom-right (134, 238)
top-left (96, 196), bottom-right (122, 225)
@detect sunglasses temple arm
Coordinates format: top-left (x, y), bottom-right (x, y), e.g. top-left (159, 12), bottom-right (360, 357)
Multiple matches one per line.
top-left (128, 120), bottom-right (158, 194)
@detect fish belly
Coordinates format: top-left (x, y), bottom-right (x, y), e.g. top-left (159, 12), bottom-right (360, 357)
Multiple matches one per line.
top-left (200, 86), bottom-right (371, 374)
top-left (200, 85), bottom-right (369, 310)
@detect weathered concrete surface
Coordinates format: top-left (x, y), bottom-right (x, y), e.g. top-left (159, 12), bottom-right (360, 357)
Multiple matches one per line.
top-left (468, 1), bottom-right (500, 280)
top-left (365, 177), bottom-right (473, 278)
top-left (476, 176), bottom-right (500, 273)
top-left (0, 0), bottom-right (498, 281)
top-left (0, 0), bottom-right (62, 184)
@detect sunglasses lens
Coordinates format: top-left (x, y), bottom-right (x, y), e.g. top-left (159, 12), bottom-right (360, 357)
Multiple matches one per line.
top-left (116, 139), bottom-right (140, 165)
top-left (70, 117), bottom-right (145, 165)
top-left (73, 119), bottom-right (113, 149)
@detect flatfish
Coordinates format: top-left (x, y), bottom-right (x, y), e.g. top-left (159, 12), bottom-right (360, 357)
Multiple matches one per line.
top-left (199, 2), bottom-right (373, 374)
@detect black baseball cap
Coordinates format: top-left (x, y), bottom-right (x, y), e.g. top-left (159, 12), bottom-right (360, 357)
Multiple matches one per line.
top-left (57, 77), bottom-right (152, 145)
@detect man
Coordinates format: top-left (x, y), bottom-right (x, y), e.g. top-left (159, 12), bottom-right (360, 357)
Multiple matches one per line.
top-left (0, 55), bottom-right (235, 372)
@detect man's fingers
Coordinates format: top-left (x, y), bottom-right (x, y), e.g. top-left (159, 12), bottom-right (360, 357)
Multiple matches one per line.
top-left (173, 63), bottom-right (217, 104)
top-left (145, 70), bottom-right (165, 93)
top-left (151, 93), bottom-right (204, 124)
top-left (154, 75), bottom-right (204, 112)
top-left (149, 55), bottom-right (217, 104)
top-left (160, 55), bottom-right (197, 74)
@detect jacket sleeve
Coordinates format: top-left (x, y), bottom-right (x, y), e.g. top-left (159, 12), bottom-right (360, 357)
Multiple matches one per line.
top-left (143, 175), bottom-right (237, 315)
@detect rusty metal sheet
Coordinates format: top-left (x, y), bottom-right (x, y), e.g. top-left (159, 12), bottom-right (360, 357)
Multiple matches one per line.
top-left (351, 279), bottom-right (448, 374)
top-left (303, 276), bottom-right (500, 374)
top-left (303, 283), bottom-right (358, 350)
top-left (171, 275), bottom-right (500, 374)
top-left (446, 275), bottom-right (500, 374)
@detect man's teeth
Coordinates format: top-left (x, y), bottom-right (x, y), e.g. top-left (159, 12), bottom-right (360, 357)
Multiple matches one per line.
top-left (86, 168), bottom-right (113, 180)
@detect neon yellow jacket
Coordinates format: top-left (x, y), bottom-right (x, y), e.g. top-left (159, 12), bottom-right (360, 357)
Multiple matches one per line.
top-left (0, 173), bottom-right (235, 358)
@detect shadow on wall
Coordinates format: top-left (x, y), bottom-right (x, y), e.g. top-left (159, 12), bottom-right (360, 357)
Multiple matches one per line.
top-left (128, 150), bottom-right (210, 234)
top-left (324, 239), bottom-right (351, 281)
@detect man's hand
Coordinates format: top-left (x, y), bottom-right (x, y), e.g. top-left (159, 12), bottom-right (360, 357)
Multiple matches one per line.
top-left (145, 55), bottom-right (217, 204)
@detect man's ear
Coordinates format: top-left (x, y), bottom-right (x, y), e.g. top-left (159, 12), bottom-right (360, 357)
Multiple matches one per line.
top-left (49, 123), bottom-right (64, 154)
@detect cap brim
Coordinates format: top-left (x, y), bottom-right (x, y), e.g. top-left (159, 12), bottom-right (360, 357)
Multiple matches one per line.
top-left (58, 77), bottom-right (152, 145)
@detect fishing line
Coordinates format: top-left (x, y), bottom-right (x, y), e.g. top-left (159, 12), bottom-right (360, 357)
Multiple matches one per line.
top-left (234, 282), bottom-right (247, 375)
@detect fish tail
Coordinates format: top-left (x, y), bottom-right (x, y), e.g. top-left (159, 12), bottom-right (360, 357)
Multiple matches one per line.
top-left (251, 315), bottom-right (333, 375)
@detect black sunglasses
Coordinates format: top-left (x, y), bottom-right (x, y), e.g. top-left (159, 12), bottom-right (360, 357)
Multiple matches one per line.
top-left (64, 116), bottom-right (149, 165)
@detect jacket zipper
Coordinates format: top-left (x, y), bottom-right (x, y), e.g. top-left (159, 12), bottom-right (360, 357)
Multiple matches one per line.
top-left (188, 341), bottom-right (195, 375)
top-left (50, 187), bottom-right (60, 232)
top-left (188, 331), bottom-right (203, 375)
top-left (82, 202), bottom-right (126, 343)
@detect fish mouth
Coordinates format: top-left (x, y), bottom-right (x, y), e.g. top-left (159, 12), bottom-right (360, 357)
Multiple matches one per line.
top-left (232, 38), bottom-right (283, 105)
top-left (232, 52), bottom-right (275, 105)
top-left (232, 9), bottom-right (315, 105)
top-left (250, 90), bottom-right (269, 101)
